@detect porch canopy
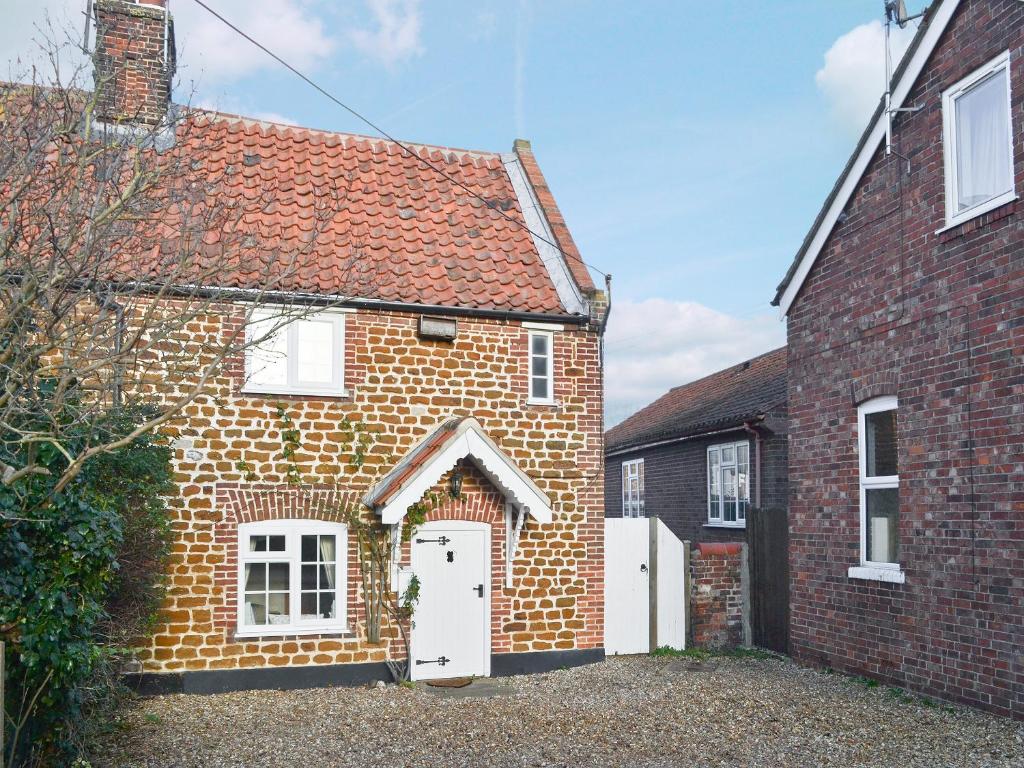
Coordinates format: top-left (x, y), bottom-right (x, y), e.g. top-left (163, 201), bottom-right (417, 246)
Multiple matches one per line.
top-left (363, 416), bottom-right (553, 525)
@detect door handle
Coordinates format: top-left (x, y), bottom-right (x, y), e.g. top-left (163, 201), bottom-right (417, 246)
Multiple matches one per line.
top-left (640, 563), bottom-right (648, 573)
top-left (473, 584), bottom-right (484, 597)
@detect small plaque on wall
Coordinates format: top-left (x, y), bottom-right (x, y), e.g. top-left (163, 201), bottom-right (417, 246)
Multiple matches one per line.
top-left (418, 316), bottom-right (458, 341)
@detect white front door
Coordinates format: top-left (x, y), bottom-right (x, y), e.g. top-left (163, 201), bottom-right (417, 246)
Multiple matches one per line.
top-left (410, 521), bottom-right (490, 680)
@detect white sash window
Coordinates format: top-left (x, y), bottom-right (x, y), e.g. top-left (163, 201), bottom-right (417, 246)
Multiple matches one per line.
top-left (237, 520), bottom-right (348, 636)
top-left (849, 396), bottom-right (905, 584)
top-left (943, 52), bottom-right (1015, 227)
top-left (244, 309), bottom-right (348, 396)
top-left (707, 441), bottom-right (750, 527)
top-left (621, 458), bottom-right (645, 518)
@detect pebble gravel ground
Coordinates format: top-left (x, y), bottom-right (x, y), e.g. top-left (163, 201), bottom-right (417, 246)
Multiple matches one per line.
top-left (94, 655), bottom-right (1023, 768)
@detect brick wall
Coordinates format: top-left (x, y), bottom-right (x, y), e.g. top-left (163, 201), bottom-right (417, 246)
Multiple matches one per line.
top-left (689, 543), bottom-right (744, 649)
top-left (138, 305), bottom-right (605, 674)
top-left (604, 427), bottom-right (788, 545)
top-left (786, 0), bottom-right (1023, 719)
top-left (93, 0), bottom-right (174, 125)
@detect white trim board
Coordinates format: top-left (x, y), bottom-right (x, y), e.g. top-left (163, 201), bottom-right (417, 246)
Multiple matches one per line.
top-left (366, 418), bottom-right (553, 525)
top-left (502, 153), bottom-right (587, 316)
top-left (774, 0), bottom-right (961, 317)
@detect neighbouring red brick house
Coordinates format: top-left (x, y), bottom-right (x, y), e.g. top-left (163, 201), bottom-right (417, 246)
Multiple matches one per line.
top-left (604, 347), bottom-right (788, 546)
top-left (774, 0), bottom-right (1022, 718)
top-left (89, 0), bottom-right (607, 693)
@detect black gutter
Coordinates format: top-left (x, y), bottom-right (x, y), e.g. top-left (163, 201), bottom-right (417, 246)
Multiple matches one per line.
top-left (101, 281), bottom-right (593, 326)
top-left (605, 414), bottom-right (767, 459)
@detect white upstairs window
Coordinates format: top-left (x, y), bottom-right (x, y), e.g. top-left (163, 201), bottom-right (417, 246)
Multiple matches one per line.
top-left (621, 458), bottom-right (645, 518)
top-left (707, 441), bottom-right (749, 527)
top-left (244, 309), bottom-right (347, 396)
top-left (528, 329), bottom-right (555, 404)
top-left (943, 51), bottom-right (1015, 227)
top-left (849, 396), bottom-right (904, 584)
top-left (237, 520), bottom-right (348, 636)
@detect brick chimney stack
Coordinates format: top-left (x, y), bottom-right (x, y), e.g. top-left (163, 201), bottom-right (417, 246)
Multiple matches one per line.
top-left (93, 0), bottom-right (176, 125)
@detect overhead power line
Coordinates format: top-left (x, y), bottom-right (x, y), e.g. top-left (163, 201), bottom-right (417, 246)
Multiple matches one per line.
top-left (187, 0), bottom-right (609, 280)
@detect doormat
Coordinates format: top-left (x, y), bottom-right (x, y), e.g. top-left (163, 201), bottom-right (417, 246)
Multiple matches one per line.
top-left (425, 677), bottom-right (473, 688)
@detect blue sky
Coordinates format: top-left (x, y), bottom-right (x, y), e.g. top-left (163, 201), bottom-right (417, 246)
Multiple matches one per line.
top-left (1, 0), bottom-right (920, 425)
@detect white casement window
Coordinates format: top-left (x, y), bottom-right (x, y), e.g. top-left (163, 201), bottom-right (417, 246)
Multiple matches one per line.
top-left (244, 309), bottom-right (347, 396)
top-left (942, 51), bottom-right (1015, 227)
top-left (851, 396), bottom-right (903, 583)
top-left (237, 520), bottom-right (347, 636)
top-left (621, 459), bottom-right (645, 517)
top-left (527, 329), bottom-right (555, 404)
top-left (707, 441), bottom-right (750, 527)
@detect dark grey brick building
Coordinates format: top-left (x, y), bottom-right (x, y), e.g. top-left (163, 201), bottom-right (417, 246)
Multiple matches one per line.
top-left (604, 347), bottom-right (787, 546)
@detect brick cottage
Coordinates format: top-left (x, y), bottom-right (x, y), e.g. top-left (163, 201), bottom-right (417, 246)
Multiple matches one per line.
top-left (774, 0), bottom-right (1022, 718)
top-left (89, 1), bottom-right (607, 693)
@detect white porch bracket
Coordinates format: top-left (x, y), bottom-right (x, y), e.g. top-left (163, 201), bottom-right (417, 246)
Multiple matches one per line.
top-left (505, 501), bottom-right (528, 588)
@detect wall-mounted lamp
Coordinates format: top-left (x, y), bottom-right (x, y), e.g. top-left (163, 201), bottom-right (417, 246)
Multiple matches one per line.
top-left (449, 464), bottom-right (464, 499)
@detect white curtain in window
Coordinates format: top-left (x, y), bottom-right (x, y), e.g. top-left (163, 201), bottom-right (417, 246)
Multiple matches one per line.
top-left (956, 69), bottom-right (1012, 210)
top-left (320, 536), bottom-right (336, 590)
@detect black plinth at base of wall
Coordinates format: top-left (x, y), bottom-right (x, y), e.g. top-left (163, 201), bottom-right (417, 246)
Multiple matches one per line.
top-left (124, 647), bottom-right (606, 696)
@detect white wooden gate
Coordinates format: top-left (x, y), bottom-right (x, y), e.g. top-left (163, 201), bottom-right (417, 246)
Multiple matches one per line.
top-left (604, 517), bottom-right (687, 655)
top-left (410, 521), bottom-right (490, 680)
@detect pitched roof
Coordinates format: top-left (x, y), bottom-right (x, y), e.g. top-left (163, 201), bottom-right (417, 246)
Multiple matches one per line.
top-left (772, 0), bottom-right (959, 314)
top-left (605, 347), bottom-right (787, 454)
top-left (176, 111), bottom-right (592, 316)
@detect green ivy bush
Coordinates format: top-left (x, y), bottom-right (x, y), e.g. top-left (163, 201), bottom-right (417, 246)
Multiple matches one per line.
top-left (0, 406), bottom-right (173, 767)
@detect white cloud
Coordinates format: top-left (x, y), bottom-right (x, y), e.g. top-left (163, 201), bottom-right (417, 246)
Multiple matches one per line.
top-left (815, 19), bottom-right (916, 136)
top-left (173, 0), bottom-right (336, 86)
top-left (350, 0), bottom-right (423, 67)
top-left (0, 0), bottom-right (336, 89)
top-left (604, 299), bottom-right (786, 427)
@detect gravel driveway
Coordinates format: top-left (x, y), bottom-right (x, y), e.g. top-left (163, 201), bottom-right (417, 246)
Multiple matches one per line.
top-left (95, 655), bottom-right (1022, 768)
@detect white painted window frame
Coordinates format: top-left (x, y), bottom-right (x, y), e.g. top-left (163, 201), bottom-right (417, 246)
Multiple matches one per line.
top-left (941, 51), bottom-right (1016, 229)
top-left (621, 458), bottom-right (645, 518)
top-left (243, 308), bottom-right (348, 397)
top-left (236, 519), bottom-right (348, 637)
top-left (706, 440), bottom-right (750, 528)
top-left (526, 328), bottom-right (556, 405)
top-left (849, 396), bottom-right (905, 584)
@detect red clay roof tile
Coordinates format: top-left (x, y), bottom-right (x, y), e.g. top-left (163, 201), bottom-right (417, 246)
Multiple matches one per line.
top-left (177, 112), bottom-right (587, 315)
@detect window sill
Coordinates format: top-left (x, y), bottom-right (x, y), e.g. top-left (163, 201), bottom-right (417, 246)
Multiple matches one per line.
top-left (241, 388), bottom-right (350, 399)
top-left (526, 399), bottom-right (558, 407)
top-left (936, 193), bottom-right (1017, 235)
top-left (847, 566), bottom-right (905, 584)
top-left (704, 522), bottom-right (746, 530)
top-left (234, 626), bottom-right (354, 639)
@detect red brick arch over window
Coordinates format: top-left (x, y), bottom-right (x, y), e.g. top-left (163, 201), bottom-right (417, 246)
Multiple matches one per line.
top-left (212, 484), bottom-right (362, 638)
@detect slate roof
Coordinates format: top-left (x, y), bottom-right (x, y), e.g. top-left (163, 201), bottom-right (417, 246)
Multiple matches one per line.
top-left (605, 347), bottom-right (787, 454)
top-left (174, 111), bottom-right (593, 315)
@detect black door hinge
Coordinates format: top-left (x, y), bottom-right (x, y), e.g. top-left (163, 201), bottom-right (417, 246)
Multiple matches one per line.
top-left (415, 536), bottom-right (451, 546)
top-left (415, 656), bottom-right (450, 666)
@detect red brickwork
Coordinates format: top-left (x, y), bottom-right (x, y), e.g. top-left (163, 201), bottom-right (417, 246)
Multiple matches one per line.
top-left (139, 305), bottom-right (605, 675)
top-left (785, 0), bottom-right (1023, 718)
top-left (689, 543), bottom-right (744, 649)
top-left (93, 0), bottom-right (174, 125)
